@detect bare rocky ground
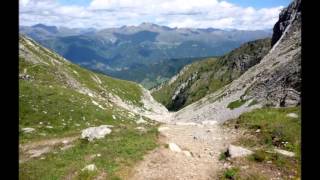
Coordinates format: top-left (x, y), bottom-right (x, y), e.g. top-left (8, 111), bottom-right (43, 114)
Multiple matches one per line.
top-left (129, 122), bottom-right (240, 180)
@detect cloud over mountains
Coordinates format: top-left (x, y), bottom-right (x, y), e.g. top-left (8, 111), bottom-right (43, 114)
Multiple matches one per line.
top-left (19, 0), bottom-right (283, 30)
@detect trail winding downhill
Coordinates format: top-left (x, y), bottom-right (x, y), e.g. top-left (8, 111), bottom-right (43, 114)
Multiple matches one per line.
top-left (130, 122), bottom-right (238, 180)
top-left (128, 88), bottom-right (240, 180)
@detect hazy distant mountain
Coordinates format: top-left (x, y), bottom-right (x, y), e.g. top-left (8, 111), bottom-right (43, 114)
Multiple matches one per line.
top-left (19, 23), bottom-right (272, 88)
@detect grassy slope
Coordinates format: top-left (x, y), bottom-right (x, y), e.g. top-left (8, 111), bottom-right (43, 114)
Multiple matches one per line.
top-left (19, 35), bottom-right (159, 179)
top-left (152, 38), bottom-right (271, 111)
top-left (221, 107), bottom-right (301, 179)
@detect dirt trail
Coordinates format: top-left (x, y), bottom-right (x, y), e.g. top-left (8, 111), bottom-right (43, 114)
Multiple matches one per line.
top-left (130, 122), bottom-right (238, 180)
top-left (19, 135), bottom-right (79, 163)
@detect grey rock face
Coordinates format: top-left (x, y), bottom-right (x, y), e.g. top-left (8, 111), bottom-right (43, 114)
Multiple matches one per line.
top-left (271, 0), bottom-right (301, 46)
top-left (172, 0), bottom-right (301, 124)
top-left (245, 0), bottom-right (301, 107)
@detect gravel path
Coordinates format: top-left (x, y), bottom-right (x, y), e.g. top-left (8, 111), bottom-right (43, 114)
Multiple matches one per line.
top-left (130, 123), bottom-right (238, 180)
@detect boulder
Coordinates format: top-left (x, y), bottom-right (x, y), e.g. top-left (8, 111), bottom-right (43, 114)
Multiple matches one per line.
top-left (182, 150), bottom-right (192, 157)
top-left (82, 164), bottom-right (97, 171)
top-left (169, 143), bottom-right (182, 152)
top-left (158, 127), bottom-right (169, 132)
top-left (227, 145), bottom-right (253, 158)
top-left (81, 125), bottom-right (112, 141)
top-left (22, 127), bottom-right (35, 133)
top-left (274, 148), bottom-right (295, 157)
top-left (286, 113), bottom-right (298, 118)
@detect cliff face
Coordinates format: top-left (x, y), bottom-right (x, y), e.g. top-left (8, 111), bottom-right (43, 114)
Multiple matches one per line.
top-left (271, 0), bottom-right (301, 46)
top-left (173, 0), bottom-right (301, 123)
top-left (245, 0), bottom-right (301, 107)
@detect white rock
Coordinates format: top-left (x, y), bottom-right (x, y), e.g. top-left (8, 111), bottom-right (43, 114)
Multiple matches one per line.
top-left (286, 113), bottom-right (298, 118)
top-left (227, 145), bottom-right (253, 158)
top-left (135, 127), bottom-right (146, 132)
top-left (81, 125), bottom-right (112, 141)
top-left (96, 154), bottom-right (101, 157)
top-left (169, 143), bottom-right (182, 152)
top-left (22, 127), bottom-right (35, 133)
top-left (112, 115), bottom-right (116, 120)
top-left (46, 126), bottom-right (53, 129)
top-left (175, 122), bottom-right (198, 126)
top-left (28, 147), bottom-right (50, 158)
top-left (182, 150), bottom-right (192, 157)
top-left (91, 100), bottom-right (105, 109)
top-left (158, 127), bottom-right (169, 132)
top-left (39, 122), bottom-right (43, 125)
top-left (256, 129), bottom-right (261, 133)
top-left (274, 148), bottom-right (295, 157)
top-left (62, 140), bottom-right (69, 144)
top-left (136, 117), bottom-right (147, 124)
top-left (201, 121), bottom-right (217, 125)
top-left (82, 164), bottom-right (97, 171)
top-left (60, 144), bottom-right (74, 151)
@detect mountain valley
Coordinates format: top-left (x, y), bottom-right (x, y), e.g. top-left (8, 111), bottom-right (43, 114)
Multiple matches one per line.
top-left (19, 0), bottom-right (301, 179)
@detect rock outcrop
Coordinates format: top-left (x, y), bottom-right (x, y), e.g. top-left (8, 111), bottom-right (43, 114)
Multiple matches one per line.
top-left (244, 0), bottom-right (301, 107)
top-left (81, 125), bottom-right (113, 141)
top-left (226, 145), bottom-right (253, 158)
top-left (152, 38), bottom-right (271, 111)
top-left (271, 0), bottom-right (301, 46)
top-left (173, 0), bottom-right (301, 123)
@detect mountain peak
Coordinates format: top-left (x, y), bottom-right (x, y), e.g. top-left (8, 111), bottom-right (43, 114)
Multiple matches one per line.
top-left (32, 23), bottom-right (59, 34)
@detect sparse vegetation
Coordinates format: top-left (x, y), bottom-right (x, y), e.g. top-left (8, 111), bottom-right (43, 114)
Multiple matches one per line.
top-left (227, 99), bottom-right (247, 109)
top-left (223, 167), bottom-right (239, 179)
top-left (250, 150), bottom-right (267, 162)
top-left (247, 99), bottom-right (258, 107)
top-left (19, 35), bottom-right (160, 179)
top-left (219, 152), bottom-right (227, 161)
top-left (222, 107), bottom-right (301, 179)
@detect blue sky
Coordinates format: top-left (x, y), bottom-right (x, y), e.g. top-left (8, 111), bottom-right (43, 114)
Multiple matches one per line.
top-left (56, 0), bottom-right (292, 8)
top-left (20, 0), bottom-right (289, 30)
top-left (227, 0), bottom-right (292, 8)
top-left (57, 0), bottom-right (91, 6)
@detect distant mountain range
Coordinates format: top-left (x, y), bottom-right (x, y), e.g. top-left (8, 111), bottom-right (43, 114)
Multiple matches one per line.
top-left (19, 23), bottom-right (272, 88)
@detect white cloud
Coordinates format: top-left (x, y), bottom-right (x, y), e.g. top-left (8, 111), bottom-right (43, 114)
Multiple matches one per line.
top-left (19, 0), bottom-right (284, 30)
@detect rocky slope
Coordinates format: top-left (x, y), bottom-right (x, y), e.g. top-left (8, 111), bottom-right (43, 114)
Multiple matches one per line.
top-left (172, 0), bottom-right (301, 123)
top-left (152, 38), bottom-right (271, 111)
top-left (19, 34), bottom-right (172, 179)
top-left (19, 34), bottom-right (169, 125)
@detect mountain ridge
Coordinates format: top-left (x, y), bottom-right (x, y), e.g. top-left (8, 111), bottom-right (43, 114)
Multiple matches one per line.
top-left (20, 23), bottom-right (272, 88)
top-left (152, 37), bottom-right (271, 111)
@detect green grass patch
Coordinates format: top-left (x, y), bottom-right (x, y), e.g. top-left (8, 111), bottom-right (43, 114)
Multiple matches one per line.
top-left (225, 107), bottom-right (301, 179)
top-left (19, 126), bottom-right (159, 180)
top-left (219, 152), bottom-right (227, 161)
top-left (223, 167), bottom-right (239, 179)
top-left (227, 99), bottom-right (247, 110)
top-left (235, 107), bottom-right (300, 152)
